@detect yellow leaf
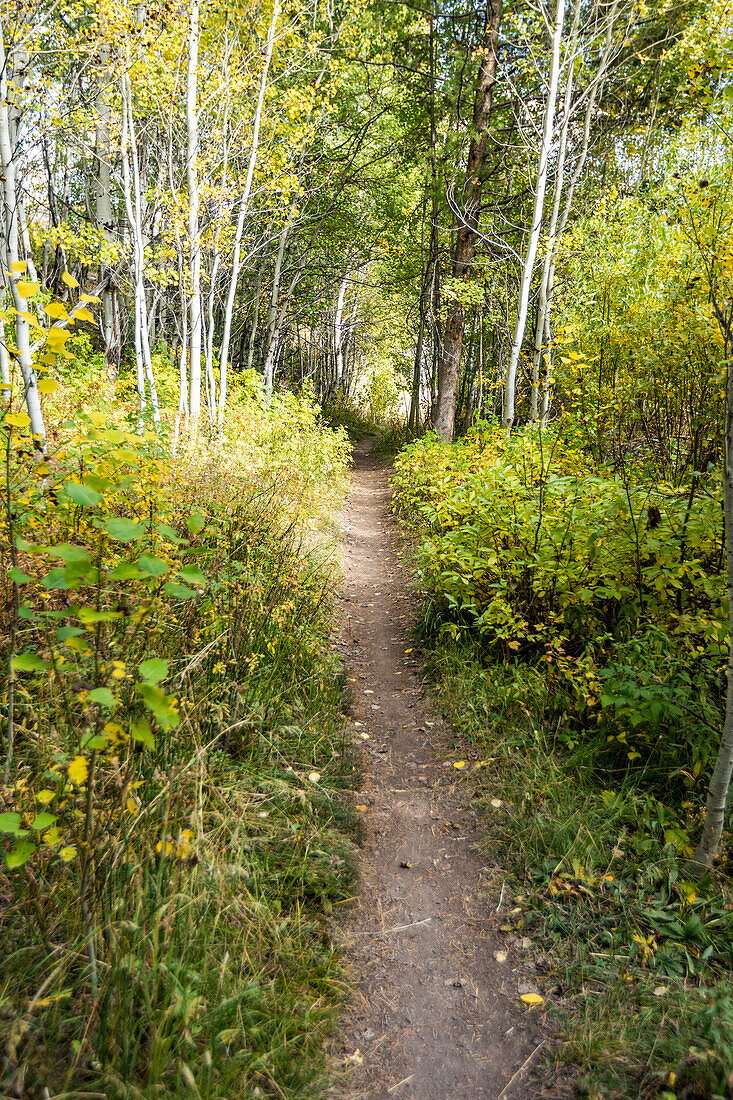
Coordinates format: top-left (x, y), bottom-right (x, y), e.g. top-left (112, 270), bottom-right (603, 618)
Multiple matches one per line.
top-left (45, 302), bottom-right (70, 321)
top-left (68, 756), bottom-right (88, 785)
top-left (80, 293), bottom-right (101, 304)
top-left (17, 280), bottom-right (40, 297)
top-left (453, 761), bottom-right (466, 769)
top-left (520, 993), bottom-right (544, 1006)
top-left (36, 789), bottom-right (55, 804)
top-left (355, 804), bottom-right (368, 812)
top-left (60, 846), bottom-right (77, 862)
top-left (10, 260), bottom-right (27, 274)
top-left (126, 797), bottom-right (137, 815)
top-left (43, 827), bottom-right (62, 845)
top-left (74, 307), bottom-right (94, 323)
top-left (61, 271), bottom-right (79, 288)
top-left (46, 325), bottom-right (70, 343)
top-left (36, 379), bottom-right (58, 395)
top-left (5, 412), bottom-right (31, 428)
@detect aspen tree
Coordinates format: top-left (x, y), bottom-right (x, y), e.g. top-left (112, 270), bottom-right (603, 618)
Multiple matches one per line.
top-left (186, 0), bottom-right (203, 424)
top-left (433, 0), bottom-right (502, 441)
top-left (0, 22), bottom-right (44, 444)
top-left (503, 0), bottom-right (566, 433)
top-left (219, 0), bottom-right (280, 412)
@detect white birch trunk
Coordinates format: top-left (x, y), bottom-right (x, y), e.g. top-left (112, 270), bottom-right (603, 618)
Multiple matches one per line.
top-left (187, 0), bottom-right (202, 424)
top-left (0, 24), bottom-right (44, 445)
top-left (334, 273), bottom-right (348, 391)
top-left (219, 0), bottom-right (280, 410)
top-left (121, 73), bottom-right (160, 426)
top-left (502, 0), bottom-right (566, 433)
top-left (94, 45), bottom-right (119, 372)
top-left (246, 267), bottom-right (263, 374)
top-left (262, 215), bottom-right (290, 398)
top-left (537, 3), bottom-right (621, 425)
top-left (529, 0), bottom-right (581, 422)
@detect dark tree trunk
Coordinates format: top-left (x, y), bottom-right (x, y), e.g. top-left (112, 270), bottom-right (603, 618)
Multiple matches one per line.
top-left (434, 0), bottom-right (502, 441)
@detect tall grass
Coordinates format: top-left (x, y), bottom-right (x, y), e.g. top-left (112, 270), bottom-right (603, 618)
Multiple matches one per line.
top-left (0, 380), bottom-right (355, 1097)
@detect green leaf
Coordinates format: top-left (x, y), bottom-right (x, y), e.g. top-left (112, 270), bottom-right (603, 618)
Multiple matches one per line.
top-left (11, 653), bottom-right (49, 672)
top-left (104, 517), bottom-right (146, 542)
top-left (0, 812), bottom-right (22, 834)
top-left (157, 523), bottom-right (188, 545)
top-left (49, 544), bottom-right (92, 562)
top-left (7, 842), bottom-right (34, 868)
top-left (7, 566), bottom-right (32, 584)
top-left (109, 562), bottom-right (143, 580)
top-left (87, 687), bottom-right (116, 708)
top-left (131, 717), bottom-right (155, 748)
top-left (77, 608), bottom-right (122, 625)
top-left (82, 733), bottom-right (108, 749)
top-left (186, 512), bottom-right (205, 534)
top-left (65, 482), bottom-right (102, 507)
top-left (55, 626), bottom-right (85, 641)
top-left (31, 813), bottom-right (57, 831)
top-left (179, 565), bottom-right (208, 586)
top-left (136, 682), bottom-right (180, 730)
top-left (163, 582), bottom-right (196, 600)
top-left (136, 554), bottom-right (169, 577)
top-left (138, 658), bottom-right (169, 685)
top-left (41, 568), bottom-right (71, 590)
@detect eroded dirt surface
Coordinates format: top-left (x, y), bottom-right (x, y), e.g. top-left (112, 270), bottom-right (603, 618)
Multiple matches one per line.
top-left (331, 439), bottom-right (544, 1100)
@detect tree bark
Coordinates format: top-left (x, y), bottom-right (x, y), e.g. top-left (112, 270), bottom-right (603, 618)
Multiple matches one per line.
top-left (0, 24), bottom-right (45, 445)
top-left (433, 0), bottom-right (502, 441)
top-left (219, 0), bottom-right (280, 409)
top-left (187, 0), bottom-right (202, 424)
top-left (503, 0), bottom-right (566, 433)
top-left (686, 288), bottom-right (733, 876)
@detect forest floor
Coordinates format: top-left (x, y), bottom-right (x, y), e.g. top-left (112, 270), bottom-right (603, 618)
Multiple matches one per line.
top-left (330, 438), bottom-right (546, 1100)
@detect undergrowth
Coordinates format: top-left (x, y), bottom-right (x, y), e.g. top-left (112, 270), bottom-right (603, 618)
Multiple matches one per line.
top-left (0, 370), bottom-right (355, 1098)
top-left (394, 423), bottom-right (733, 1100)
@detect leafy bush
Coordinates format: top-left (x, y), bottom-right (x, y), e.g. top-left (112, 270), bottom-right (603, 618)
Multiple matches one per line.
top-left (0, 386), bottom-right (352, 1097)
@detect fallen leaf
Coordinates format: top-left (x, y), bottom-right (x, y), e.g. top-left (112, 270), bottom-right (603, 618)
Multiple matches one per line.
top-left (520, 993), bottom-right (544, 1006)
top-left (356, 804), bottom-right (368, 812)
top-left (453, 761), bottom-right (466, 769)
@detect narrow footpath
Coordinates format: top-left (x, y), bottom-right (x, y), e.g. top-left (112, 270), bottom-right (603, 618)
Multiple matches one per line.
top-left (332, 439), bottom-right (544, 1100)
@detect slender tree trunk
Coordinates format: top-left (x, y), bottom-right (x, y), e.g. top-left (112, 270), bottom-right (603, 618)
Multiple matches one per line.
top-left (334, 272), bottom-right (348, 391)
top-left (121, 74), bottom-right (160, 425)
top-left (93, 45), bottom-right (120, 375)
top-left (529, 0), bottom-right (581, 422)
top-left (686, 287), bottom-right (733, 875)
top-left (502, 0), bottom-right (565, 433)
top-left (434, 0), bottom-right (502, 440)
top-left (246, 267), bottom-right (263, 373)
top-left (262, 215), bottom-right (291, 398)
top-left (187, 0), bottom-right (202, 424)
top-left (219, 0), bottom-right (280, 405)
top-left (0, 25), bottom-right (44, 445)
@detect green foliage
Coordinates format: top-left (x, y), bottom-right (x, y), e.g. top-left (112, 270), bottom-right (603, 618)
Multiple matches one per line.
top-left (421, 640), bottom-right (733, 1099)
top-left (0, 387), bottom-right (353, 1097)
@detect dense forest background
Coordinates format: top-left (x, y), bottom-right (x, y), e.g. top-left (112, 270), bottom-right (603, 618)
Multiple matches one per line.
top-left (2, 0), bottom-right (733, 1096)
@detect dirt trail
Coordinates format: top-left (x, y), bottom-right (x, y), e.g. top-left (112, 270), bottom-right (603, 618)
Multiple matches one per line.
top-left (332, 439), bottom-right (544, 1100)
